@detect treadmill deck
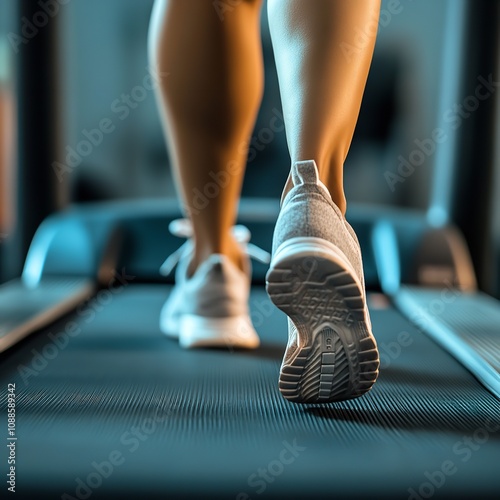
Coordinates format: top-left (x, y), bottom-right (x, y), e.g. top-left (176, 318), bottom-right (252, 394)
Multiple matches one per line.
top-left (0, 285), bottom-right (499, 499)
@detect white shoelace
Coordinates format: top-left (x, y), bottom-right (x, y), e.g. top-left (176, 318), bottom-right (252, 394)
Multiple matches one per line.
top-left (159, 218), bottom-right (271, 276)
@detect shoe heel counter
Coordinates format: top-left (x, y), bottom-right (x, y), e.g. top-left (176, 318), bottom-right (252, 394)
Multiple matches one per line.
top-left (273, 189), bottom-right (338, 254)
top-left (191, 263), bottom-right (248, 318)
top-left (272, 191), bottom-right (365, 288)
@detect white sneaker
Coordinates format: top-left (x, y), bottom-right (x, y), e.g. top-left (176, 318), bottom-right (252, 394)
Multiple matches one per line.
top-left (267, 160), bottom-right (379, 403)
top-left (159, 219), bottom-right (270, 349)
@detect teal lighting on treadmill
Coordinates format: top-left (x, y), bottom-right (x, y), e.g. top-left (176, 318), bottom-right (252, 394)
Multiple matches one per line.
top-left (0, 39), bottom-right (9, 83)
top-left (429, 0), bottom-right (467, 225)
top-left (372, 221), bottom-right (400, 295)
top-left (427, 205), bottom-right (448, 228)
top-left (22, 219), bottom-right (95, 288)
top-left (22, 224), bottom-right (57, 288)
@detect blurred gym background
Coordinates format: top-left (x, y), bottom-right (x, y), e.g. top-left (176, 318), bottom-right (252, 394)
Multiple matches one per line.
top-left (0, 0), bottom-right (499, 295)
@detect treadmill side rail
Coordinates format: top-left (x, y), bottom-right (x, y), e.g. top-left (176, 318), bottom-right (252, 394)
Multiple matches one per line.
top-left (395, 285), bottom-right (500, 400)
top-left (0, 277), bottom-right (94, 352)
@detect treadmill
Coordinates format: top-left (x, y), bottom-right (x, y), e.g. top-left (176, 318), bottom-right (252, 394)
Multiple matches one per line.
top-left (1, 1), bottom-right (499, 499)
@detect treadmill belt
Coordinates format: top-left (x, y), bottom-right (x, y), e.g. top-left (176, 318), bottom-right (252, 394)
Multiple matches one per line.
top-left (0, 285), bottom-right (499, 499)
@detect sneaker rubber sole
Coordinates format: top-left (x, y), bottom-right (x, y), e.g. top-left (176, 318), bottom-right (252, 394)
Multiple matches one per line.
top-left (266, 237), bottom-right (379, 403)
top-left (163, 313), bottom-right (260, 350)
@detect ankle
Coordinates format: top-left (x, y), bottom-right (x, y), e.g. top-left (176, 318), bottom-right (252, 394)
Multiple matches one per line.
top-left (280, 176), bottom-right (294, 204)
top-left (316, 158), bottom-right (346, 215)
top-left (190, 237), bottom-right (246, 275)
top-left (328, 188), bottom-right (347, 215)
top-left (281, 171), bottom-right (347, 215)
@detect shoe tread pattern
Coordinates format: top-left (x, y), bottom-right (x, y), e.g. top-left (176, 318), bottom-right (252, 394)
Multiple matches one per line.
top-left (267, 254), bottom-right (379, 403)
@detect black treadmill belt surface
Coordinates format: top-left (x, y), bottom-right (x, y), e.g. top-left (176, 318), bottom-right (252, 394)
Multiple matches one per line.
top-left (1, 285), bottom-right (499, 500)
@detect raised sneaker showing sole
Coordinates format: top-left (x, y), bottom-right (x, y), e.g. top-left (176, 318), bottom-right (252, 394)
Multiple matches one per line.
top-left (266, 237), bottom-right (379, 403)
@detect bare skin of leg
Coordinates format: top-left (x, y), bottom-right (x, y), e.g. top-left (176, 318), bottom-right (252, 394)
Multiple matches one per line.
top-left (149, 0), bottom-right (380, 272)
top-left (149, 0), bottom-right (264, 273)
top-left (268, 0), bottom-right (381, 214)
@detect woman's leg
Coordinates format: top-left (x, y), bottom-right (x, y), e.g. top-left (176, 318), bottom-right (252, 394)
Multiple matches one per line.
top-left (266, 0), bottom-right (381, 403)
top-left (149, 0), bottom-right (264, 272)
top-left (268, 0), bottom-right (381, 214)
